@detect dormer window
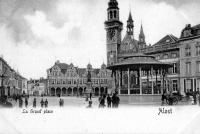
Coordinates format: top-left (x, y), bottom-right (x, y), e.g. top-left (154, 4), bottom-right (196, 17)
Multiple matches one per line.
top-left (166, 39), bottom-right (170, 43)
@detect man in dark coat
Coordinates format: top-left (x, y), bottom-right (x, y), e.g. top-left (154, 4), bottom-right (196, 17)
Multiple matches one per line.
top-left (107, 94), bottom-right (111, 108)
top-left (40, 98), bottom-right (44, 108)
top-left (25, 97), bottom-right (28, 108)
top-left (111, 94), bottom-right (116, 108)
top-left (33, 98), bottom-right (36, 108)
top-left (115, 95), bottom-right (120, 108)
top-left (45, 99), bottom-right (48, 108)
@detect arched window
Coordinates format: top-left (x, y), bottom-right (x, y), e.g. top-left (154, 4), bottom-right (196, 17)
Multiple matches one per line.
top-left (110, 11), bottom-right (113, 19)
top-left (114, 10), bottom-right (117, 18)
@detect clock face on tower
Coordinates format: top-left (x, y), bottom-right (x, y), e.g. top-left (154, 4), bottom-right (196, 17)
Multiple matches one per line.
top-left (107, 29), bottom-right (116, 42)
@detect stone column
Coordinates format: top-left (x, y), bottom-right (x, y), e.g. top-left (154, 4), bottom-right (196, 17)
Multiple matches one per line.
top-left (118, 70), bottom-right (121, 95)
top-left (151, 66), bottom-right (154, 95)
top-left (147, 70), bottom-right (149, 94)
top-left (128, 68), bottom-right (130, 95)
top-left (114, 71), bottom-right (116, 91)
top-left (139, 67), bottom-right (142, 95)
top-left (193, 78), bottom-right (195, 92)
top-left (99, 86), bottom-right (101, 96)
top-left (155, 70), bottom-right (158, 94)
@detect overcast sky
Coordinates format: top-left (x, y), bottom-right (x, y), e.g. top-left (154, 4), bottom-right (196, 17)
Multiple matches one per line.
top-left (0, 0), bottom-right (200, 79)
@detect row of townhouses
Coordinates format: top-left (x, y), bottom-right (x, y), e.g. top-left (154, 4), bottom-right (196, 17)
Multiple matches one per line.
top-left (0, 57), bottom-right (27, 97)
top-left (46, 61), bottom-right (112, 96)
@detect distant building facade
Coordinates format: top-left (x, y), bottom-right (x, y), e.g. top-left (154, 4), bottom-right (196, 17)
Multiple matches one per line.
top-left (27, 78), bottom-right (47, 96)
top-left (179, 24), bottom-right (200, 94)
top-left (46, 61), bottom-right (112, 96)
top-left (0, 57), bottom-right (27, 97)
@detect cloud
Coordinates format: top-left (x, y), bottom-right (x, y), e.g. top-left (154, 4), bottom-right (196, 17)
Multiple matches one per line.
top-left (150, 0), bottom-right (200, 8)
top-left (0, 0), bottom-right (199, 79)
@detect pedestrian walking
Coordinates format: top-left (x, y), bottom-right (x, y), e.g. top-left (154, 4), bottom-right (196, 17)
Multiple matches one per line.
top-left (107, 94), bottom-right (111, 108)
top-left (25, 97), bottom-right (28, 108)
top-left (33, 98), bottom-right (36, 108)
top-left (111, 94), bottom-right (116, 108)
top-left (19, 98), bottom-right (23, 108)
top-left (99, 95), bottom-right (105, 108)
top-left (87, 99), bottom-right (92, 108)
top-left (161, 92), bottom-right (166, 106)
top-left (61, 99), bottom-right (64, 107)
top-left (40, 98), bottom-right (44, 108)
top-left (116, 94), bottom-right (120, 108)
top-left (59, 98), bottom-right (62, 107)
top-left (85, 95), bottom-right (89, 101)
top-left (89, 92), bottom-right (92, 100)
top-left (45, 99), bottom-right (48, 108)
top-left (193, 93), bottom-right (197, 105)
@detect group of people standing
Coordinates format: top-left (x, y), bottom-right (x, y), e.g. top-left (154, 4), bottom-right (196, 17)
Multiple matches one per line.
top-left (18, 97), bottom-right (48, 108)
top-left (99, 93), bottom-right (120, 108)
top-left (33, 98), bottom-right (49, 108)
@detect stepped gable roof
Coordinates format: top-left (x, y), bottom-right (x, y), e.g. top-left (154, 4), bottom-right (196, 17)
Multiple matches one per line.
top-left (77, 68), bottom-right (86, 76)
top-left (93, 69), bottom-right (100, 75)
top-left (57, 63), bottom-right (69, 70)
top-left (56, 63), bottom-right (69, 74)
top-left (153, 34), bottom-right (178, 46)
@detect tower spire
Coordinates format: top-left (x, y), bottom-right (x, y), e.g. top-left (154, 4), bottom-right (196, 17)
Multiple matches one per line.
top-left (126, 10), bottom-right (134, 36)
top-left (139, 22), bottom-right (145, 38)
top-left (139, 21), bottom-right (145, 43)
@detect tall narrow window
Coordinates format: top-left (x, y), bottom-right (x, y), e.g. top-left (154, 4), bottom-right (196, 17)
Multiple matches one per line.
top-left (185, 44), bottom-right (191, 56)
top-left (114, 10), bottom-right (117, 18)
top-left (172, 63), bottom-right (177, 74)
top-left (186, 79), bottom-right (192, 91)
top-left (196, 61), bottom-right (200, 73)
top-left (196, 45), bottom-right (200, 56)
top-left (172, 80), bottom-right (178, 91)
top-left (110, 11), bottom-right (113, 19)
top-left (186, 62), bottom-right (191, 75)
top-left (163, 54), bottom-right (168, 59)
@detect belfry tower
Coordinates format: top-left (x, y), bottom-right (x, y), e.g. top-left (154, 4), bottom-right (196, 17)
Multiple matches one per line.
top-left (105, 0), bottom-right (123, 66)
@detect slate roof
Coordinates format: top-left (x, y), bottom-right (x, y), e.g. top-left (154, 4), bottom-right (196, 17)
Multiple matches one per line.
top-left (153, 34), bottom-right (178, 46)
top-left (121, 33), bottom-right (139, 52)
top-left (57, 63), bottom-right (69, 70)
top-left (192, 24), bottom-right (200, 30)
top-left (77, 68), bottom-right (86, 76)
